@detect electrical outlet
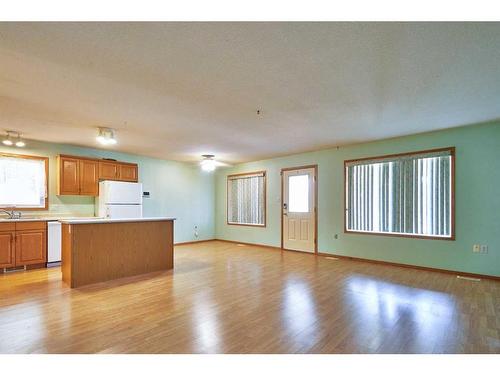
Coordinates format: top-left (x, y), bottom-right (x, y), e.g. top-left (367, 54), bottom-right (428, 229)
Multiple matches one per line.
top-left (473, 244), bottom-right (481, 253)
top-left (480, 245), bottom-right (488, 254)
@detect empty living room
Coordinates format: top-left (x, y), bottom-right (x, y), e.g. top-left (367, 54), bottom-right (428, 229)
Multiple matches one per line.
top-left (1, 1), bottom-right (499, 374)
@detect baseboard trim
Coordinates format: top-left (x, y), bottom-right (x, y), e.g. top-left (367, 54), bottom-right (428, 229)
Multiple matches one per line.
top-left (175, 239), bottom-right (217, 246)
top-left (317, 252), bottom-right (500, 281)
top-left (187, 238), bottom-right (499, 281)
top-left (215, 239), bottom-right (282, 251)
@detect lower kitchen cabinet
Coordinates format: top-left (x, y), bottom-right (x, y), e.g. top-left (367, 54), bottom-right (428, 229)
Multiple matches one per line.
top-left (0, 231), bottom-right (16, 268)
top-left (0, 221), bottom-right (47, 269)
top-left (15, 229), bottom-right (47, 266)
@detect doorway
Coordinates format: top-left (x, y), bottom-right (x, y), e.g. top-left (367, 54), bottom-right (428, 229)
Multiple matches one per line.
top-left (281, 165), bottom-right (317, 253)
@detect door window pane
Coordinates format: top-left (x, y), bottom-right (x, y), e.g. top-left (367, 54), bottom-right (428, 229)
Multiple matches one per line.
top-left (288, 174), bottom-right (309, 212)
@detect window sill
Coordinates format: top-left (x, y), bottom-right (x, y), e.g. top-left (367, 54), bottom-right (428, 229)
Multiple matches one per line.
top-left (345, 229), bottom-right (455, 241)
top-left (227, 222), bottom-right (266, 228)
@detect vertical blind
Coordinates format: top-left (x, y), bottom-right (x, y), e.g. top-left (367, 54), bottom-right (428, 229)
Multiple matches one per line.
top-left (345, 149), bottom-right (453, 238)
top-left (0, 156), bottom-right (47, 208)
top-left (227, 172), bottom-right (266, 225)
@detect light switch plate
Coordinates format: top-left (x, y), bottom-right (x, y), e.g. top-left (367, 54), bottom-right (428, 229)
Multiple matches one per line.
top-left (473, 244), bottom-right (480, 253)
top-left (480, 245), bottom-right (488, 254)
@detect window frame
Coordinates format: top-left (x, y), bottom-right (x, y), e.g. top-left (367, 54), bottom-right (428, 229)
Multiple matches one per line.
top-left (0, 152), bottom-right (49, 211)
top-left (343, 147), bottom-right (455, 241)
top-left (226, 170), bottom-right (267, 227)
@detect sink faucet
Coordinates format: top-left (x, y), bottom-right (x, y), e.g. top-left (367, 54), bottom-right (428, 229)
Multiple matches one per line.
top-left (0, 209), bottom-right (22, 219)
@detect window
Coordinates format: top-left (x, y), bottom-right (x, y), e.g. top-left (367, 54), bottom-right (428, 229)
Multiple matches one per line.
top-left (0, 153), bottom-right (49, 210)
top-left (288, 174), bottom-right (309, 212)
top-left (345, 148), bottom-right (454, 239)
top-left (227, 171), bottom-right (266, 226)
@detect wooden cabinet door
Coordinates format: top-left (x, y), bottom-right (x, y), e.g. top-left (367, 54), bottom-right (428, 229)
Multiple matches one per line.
top-left (79, 159), bottom-right (99, 196)
top-left (119, 163), bottom-right (138, 182)
top-left (59, 156), bottom-right (80, 195)
top-left (99, 161), bottom-right (119, 180)
top-left (0, 231), bottom-right (16, 268)
top-left (15, 230), bottom-right (46, 266)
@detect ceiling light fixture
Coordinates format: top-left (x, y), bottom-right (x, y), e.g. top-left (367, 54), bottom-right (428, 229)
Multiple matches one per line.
top-left (2, 131), bottom-right (25, 147)
top-left (200, 154), bottom-right (216, 172)
top-left (96, 127), bottom-right (117, 145)
top-left (15, 133), bottom-right (25, 147)
top-left (2, 132), bottom-right (13, 146)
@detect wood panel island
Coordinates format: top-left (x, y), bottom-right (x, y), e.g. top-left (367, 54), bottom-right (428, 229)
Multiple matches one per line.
top-left (60, 217), bottom-right (175, 288)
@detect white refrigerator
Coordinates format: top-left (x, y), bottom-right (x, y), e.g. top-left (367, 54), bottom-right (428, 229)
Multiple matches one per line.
top-left (96, 181), bottom-right (143, 219)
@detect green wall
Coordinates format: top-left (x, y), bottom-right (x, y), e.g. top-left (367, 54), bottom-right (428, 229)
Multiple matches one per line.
top-left (2, 121), bottom-right (499, 276)
top-left (215, 121), bottom-right (500, 277)
top-left (0, 140), bottom-right (215, 244)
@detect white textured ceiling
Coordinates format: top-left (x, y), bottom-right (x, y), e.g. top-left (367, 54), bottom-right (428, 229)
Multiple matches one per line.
top-left (0, 22), bottom-right (499, 163)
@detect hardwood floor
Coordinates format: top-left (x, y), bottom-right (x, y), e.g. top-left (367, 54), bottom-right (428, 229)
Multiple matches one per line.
top-left (0, 240), bottom-right (499, 354)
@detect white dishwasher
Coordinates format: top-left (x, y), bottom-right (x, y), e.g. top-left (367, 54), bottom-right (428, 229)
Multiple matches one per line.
top-left (47, 221), bottom-right (62, 264)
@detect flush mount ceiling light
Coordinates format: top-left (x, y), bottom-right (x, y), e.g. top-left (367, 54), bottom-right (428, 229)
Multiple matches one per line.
top-left (96, 127), bottom-right (117, 145)
top-left (2, 131), bottom-right (25, 147)
top-left (199, 155), bottom-right (232, 172)
top-left (200, 154), bottom-right (216, 172)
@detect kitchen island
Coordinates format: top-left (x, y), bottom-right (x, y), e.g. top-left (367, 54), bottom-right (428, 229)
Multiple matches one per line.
top-left (60, 217), bottom-right (175, 288)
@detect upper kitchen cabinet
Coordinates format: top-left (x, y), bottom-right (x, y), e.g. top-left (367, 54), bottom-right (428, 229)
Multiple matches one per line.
top-left (98, 160), bottom-right (138, 182)
top-left (118, 163), bottom-right (138, 182)
top-left (58, 155), bottom-right (138, 196)
top-left (57, 155), bottom-right (98, 196)
top-left (79, 159), bottom-right (99, 196)
top-left (57, 156), bottom-right (81, 195)
top-left (99, 161), bottom-right (119, 180)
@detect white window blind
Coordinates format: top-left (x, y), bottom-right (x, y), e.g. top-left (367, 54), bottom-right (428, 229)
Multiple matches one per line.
top-left (345, 149), bottom-right (454, 238)
top-left (227, 172), bottom-right (266, 226)
top-left (0, 156), bottom-right (47, 208)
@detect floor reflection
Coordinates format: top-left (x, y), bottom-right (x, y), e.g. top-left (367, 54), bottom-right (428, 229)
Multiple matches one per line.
top-left (192, 291), bottom-right (220, 352)
top-left (282, 277), bottom-right (319, 345)
top-left (346, 275), bottom-right (458, 352)
top-left (0, 302), bottom-right (44, 352)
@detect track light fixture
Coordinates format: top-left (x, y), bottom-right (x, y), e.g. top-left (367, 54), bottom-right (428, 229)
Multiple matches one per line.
top-left (96, 127), bottom-right (117, 145)
top-left (2, 131), bottom-right (25, 147)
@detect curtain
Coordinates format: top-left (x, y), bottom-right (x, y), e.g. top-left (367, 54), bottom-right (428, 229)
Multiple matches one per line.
top-left (0, 156), bottom-right (47, 207)
top-left (228, 173), bottom-right (265, 225)
top-left (345, 150), bottom-right (452, 237)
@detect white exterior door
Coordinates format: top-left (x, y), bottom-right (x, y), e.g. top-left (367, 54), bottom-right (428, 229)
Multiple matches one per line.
top-left (282, 166), bottom-right (316, 253)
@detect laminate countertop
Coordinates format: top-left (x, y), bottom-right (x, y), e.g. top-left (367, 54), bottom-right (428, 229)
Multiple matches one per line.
top-left (58, 217), bottom-right (176, 224)
top-left (0, 216), bottom-right (96, 223)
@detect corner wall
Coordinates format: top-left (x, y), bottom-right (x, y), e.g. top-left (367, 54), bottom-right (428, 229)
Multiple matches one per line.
top-left (215, 121), bottom-right (500, 277)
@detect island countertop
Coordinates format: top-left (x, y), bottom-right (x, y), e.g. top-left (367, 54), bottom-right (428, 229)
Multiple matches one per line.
top-left (58, 217), bottom-right (176, 224)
